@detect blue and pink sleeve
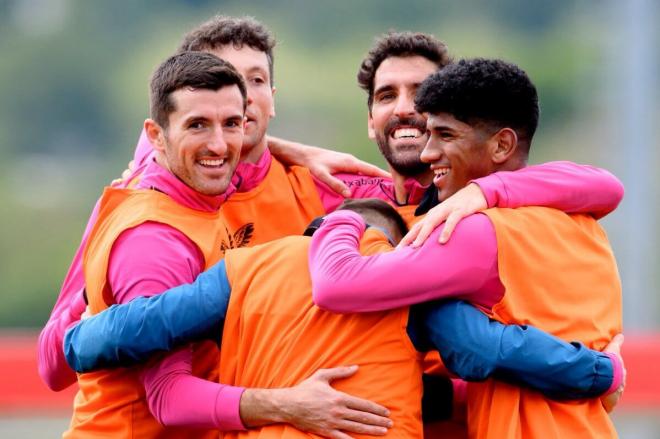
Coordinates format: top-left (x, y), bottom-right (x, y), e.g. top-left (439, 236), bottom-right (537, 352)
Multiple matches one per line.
top-left (107, 223), bottom-right (245, 430)
top-left (38, 130), bottom-right (153, 391)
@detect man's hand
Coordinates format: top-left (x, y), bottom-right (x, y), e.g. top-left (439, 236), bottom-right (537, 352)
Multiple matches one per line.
top-left (601, 334), bottom-right (626, 413)
top-left (110, 160), bottom-right (136, 186)
top-left (399, 183), bottom-right (487, 248)
top-left (267, 136), bottom-right (390, 197)
top-left (80, 306), bottom-right (92, 320)
top-left (240, 365), bottom-right (392, 439)
top-left (121, 160), bottom-right (136, 181)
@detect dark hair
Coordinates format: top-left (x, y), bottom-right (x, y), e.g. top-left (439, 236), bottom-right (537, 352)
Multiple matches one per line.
top-left (415, 58), bottom-right (539, 154)
top-left (357, 31), bottom-right (452, 109)
top-left (149, 51), bottom-right (247, 129)
top-left (337, 198), bottom-right (408, 243)
top-left (178, 15), bottom-right (276, 84)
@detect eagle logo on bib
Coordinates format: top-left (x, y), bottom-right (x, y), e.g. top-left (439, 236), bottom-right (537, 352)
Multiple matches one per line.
top-left (220, 223), bottom-right (254, 252)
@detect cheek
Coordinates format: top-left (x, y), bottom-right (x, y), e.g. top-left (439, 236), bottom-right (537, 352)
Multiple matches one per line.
top-left (254, 92), bottom-right (274, 112)
top-left (228, 135), bottom-right (243, 155)
top-left (369, 105), bottom-right (390, 127)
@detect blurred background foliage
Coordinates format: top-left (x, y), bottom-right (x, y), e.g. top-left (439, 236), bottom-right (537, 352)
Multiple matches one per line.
top-left (0, 0), bottom-right (657, 328)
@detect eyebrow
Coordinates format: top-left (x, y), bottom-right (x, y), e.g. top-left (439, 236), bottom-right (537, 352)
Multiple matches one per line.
top-left (245, 66), bottom-right (269, 76)
top-left (374, 81), bottom-right (423, 96)
top-left (182, 115), bottom-right (209, 125)
top-left (430, 124), bottom-right (454, 132)
top-left (373, 84), bottom-right (395, 96)
top-left (182, 113), bottom-right (244, 125)
top-left (226, 114), bottom-right (245, 121)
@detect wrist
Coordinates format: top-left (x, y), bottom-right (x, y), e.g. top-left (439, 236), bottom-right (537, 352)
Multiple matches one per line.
top-left (239, 388), bottom-right (289, 427)
top-left (603, 352), bottom-right (624, 395)
top-left (470, 175), bottom-right (504, 208)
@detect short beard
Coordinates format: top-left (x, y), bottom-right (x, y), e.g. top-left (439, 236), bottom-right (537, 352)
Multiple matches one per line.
top-left (375, 135), bottom-right (429, 177)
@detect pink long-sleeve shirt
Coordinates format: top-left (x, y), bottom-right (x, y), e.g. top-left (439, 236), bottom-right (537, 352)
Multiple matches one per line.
top-left (308, 175), bottom-right (624, 394)
top-left (37, 132), bottom-right (153, 391)
top-left (106, 157), bottom-right (245, 430)
top-left (38, 136), bottom-right (425, 392)
top-left (140, 158), bottom-right (624, 428)
top-left (41, 126), bottom-right (624, 426)
top-left (309, 161), bottom-right (624, 313)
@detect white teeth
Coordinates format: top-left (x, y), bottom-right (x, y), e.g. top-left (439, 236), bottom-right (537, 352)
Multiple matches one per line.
top-left (434, 168), bottom-right (450, 176)
top-left (393, 128), bottom-right (421, 139)
top-left (199, 159), bottom-right (224, 166)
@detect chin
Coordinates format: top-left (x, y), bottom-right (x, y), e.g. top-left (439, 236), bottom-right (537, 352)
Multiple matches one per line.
top-left (195, 182), bottom-right (231, 197)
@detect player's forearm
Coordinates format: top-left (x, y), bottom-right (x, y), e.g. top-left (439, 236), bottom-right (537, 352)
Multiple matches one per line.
top-left (64, 260), bottom-right (231, 372)
top-left (473, 161), bottom-right (624, 219)
top-left (39, 284), bottom-right (88, 390)
top-left (38, 313), bottom-right (80, 390)
top-left (309, 210), bottom-right (499, 313)
top-left (143, 347), bottom-right (246, 430)
top-left (239, 388), bottom-right (290, 427)
top-left (414, 300), bottom-right (617, 399)
top-left (266, 136), bottom-right (305, 166)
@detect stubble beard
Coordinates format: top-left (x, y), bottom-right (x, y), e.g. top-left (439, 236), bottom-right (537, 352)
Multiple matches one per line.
top-left (375, 135), bottom-right (429, 177)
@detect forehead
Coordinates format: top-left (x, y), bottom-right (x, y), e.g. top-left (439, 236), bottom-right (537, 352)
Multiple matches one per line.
top-left (427, 112), bottom-right (468, 131)
top-left (170, 85), bottom-right (245, 119)
top-left (373, 55), bottom-right (438, 90)
top-left (210, 45), bottom-right (269, 75)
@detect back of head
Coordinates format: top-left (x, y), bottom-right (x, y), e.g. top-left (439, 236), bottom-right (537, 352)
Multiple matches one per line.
top-left (337, 198), bottom-right (408, 245)
top-left (178, 15), bottom-right (276, 84)
top-left (149, 51), bottom-right (247, 129)
top-left (357, 31), bottom-right (452, 108)
top-left (415, 58), bottom-right (539, 155)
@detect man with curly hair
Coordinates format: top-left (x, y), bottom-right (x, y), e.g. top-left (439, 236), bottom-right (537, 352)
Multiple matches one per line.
top-left (309, 58), bottom-right (623, 439)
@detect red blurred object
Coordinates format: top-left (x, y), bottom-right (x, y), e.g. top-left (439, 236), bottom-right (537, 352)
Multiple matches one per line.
top-left (0, 331), bottom-right (76, 414)
top-left (0, 331), bottom-right (657, 414)
top-left (618, 332), bottom-right (660, 409)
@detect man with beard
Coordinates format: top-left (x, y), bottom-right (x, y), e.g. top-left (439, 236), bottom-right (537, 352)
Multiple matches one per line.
top-left (64, 197), bottom-right (623, 438)
top-left (349, 32), bottom-right (626, 433)
top-left (46, 18), bottom-right (624, 436)
top-left (352, 32), bottom-right (622, 227)
top-left (40, 20), bottom-right (621, 397)
top-left (308, 58), bottom-right (624, 438)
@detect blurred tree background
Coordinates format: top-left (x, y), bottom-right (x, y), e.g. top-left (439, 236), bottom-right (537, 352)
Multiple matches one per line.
top-left (0, 0), bottom-right (658, 328)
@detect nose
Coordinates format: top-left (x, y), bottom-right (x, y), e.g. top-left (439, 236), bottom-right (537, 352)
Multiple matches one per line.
top-left (420, 137), bottom-right (440, 164)
top-left (245, 88), bottom-right (254, 107)
top-left (207, 128), bottom-right (228, 156)
top-left (393, 92), bottom-right (416, 118)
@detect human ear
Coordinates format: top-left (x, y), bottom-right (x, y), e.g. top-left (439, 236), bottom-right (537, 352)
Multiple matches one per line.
top-left (144, 119), bottom-right (166, 153)
top-left (269, 86), bottom-right (276, 118)
top-left (367, 111), bottom-right (375, 140)
top-left (491, 128), bottom-right (518, 164)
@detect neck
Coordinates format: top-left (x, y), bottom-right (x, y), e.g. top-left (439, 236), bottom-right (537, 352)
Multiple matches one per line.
top-left (240, 138), bottom-right (268, 164)
top-left (391, 168), bottom-right (433, 204)
top-left (155, 150), bottom-right (170, 172)
top-left (495, 155), bottom-right (527, 173)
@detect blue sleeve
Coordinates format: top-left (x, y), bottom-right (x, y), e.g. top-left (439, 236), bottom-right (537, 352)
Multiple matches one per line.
top-left (64, 259), bottom-right (232, 373)
top-left (407, 300), bottom-right (614, 400)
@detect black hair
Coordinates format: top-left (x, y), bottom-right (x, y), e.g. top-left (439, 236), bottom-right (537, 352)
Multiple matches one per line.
top-left (415, 58), bottom-right (539, 154)
top-left (357, 31), bottom-right (452, 109)
top-left (178, 15), bottom-right (276, 84)
top-left (337, 198), bottom-right (408, 242)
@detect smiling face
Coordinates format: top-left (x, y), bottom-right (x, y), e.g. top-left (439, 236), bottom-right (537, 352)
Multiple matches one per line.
top-left (211, 45), bottom-right (275, 163)
top-left (421, 112), bottom-right (495, 202)
top-left (148, 84), bottom-right (245, 196)
top-left (368, 55), bottom-right (438, 178)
